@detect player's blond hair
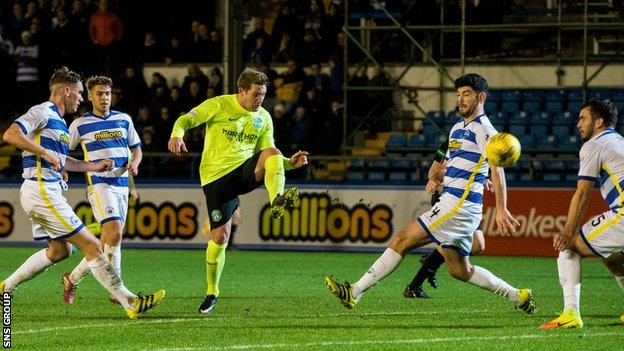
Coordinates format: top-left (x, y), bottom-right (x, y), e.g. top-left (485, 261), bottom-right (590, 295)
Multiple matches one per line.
top-left (49, 66), bottom-right (81, 89)
top-left (86, 75), bottom-right (113, 92)
top-left (237, 67), bottom-right (268, 91)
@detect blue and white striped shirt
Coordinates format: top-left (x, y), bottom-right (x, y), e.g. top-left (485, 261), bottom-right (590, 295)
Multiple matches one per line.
top-left (69, 110), bottom-right (141, 189)
top-left (578, 129), bottom-right (624, 210)
top-left (14, 101), bottom-right (69, 182)
top-left (442, 114), bottom-right (497, 212)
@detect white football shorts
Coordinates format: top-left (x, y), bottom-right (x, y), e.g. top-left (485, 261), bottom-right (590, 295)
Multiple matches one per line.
top-left (579, 208), bottom-right (624, 258)
top-left (87, 186), bottom-right (128, 225)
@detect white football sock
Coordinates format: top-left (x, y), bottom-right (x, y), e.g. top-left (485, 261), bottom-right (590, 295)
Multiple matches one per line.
top-left (352, 248), bottom-right (403, 298)
top-left (104, 244), bottom-right (122, 278)
top-left (558, 249), bottom-right (581, 311)
top-left (3, 249), bottom-right (54, 293)
top-left (69, 258), bottom-right (90, 285)
top-left (467, 265), bottom-right (519, 304)
top-left (87, 255), bottom-right (134, 309)
top-left (614, 276), bottom-right (624, 294)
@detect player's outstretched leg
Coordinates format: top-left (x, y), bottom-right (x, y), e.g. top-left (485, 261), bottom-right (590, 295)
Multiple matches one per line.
top-left (126, 290), bottom-right (166, 319)
top-left (324, 276), bottom-right (358, 309)
top-left (270, 186), bottom-right (299, 219)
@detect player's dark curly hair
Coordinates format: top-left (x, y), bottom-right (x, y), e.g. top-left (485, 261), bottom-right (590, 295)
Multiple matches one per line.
top-left (583, 98), bottom-right (618, 128)
top-left (237, 67), bottom-right (268, 91)
top-left (454, 73), bottom-right (489, 94)
top-left (86, 75), bottom-right (113, 92)
top-left (49, 66), bottom-right (81, 87)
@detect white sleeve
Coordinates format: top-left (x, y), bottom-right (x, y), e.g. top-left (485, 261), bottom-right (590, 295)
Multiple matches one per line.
top-left (68, 120), bottom-right (81, 151)
top-left (578, 141), bottom-right (601, 180)
top-left (126, 117), bottom-right (141, 148)
top-left (14, 107), bottom-right (47, 135)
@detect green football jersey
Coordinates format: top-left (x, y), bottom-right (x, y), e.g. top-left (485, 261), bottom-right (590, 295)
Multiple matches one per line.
top-left (170, 94), bottom-right (275, 185)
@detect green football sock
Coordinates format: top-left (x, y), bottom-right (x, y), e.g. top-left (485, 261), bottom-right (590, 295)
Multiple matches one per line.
top-left (264, 154), bottom-right (285, 204)
top-left (206, 240), bottom-right (226, 296)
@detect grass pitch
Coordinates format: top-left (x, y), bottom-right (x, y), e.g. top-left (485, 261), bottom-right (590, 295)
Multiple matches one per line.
top-left (2, 247), bottom-right (623, 350)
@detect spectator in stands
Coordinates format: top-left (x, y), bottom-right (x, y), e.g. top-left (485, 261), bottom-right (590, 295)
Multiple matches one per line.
top-left (315, 99), bottom-right (343, 154)
top-left (248, 35), bottom-right (272, 65)
top-left (290, 106), bottom-right (311, 153)
top-left (300, 28), bottom-right (323, 66)
top-left (322, 3), bottom-right (342, 50)
top-left (243, 16), bottom-right (271, 63)
top-left (148, 72), bottom-right (169, 101)
top-left (272, 103), bottom-right (291, 153)
top-left (134, 105), bottom-right (154, 136)
top-left (163, 34), bottom-right (188, 65)
top-left (50, 8), bottom-right (76, 69)
top-left (274, 59), bottom-right (305, 106)
top-left (185, 81), bottom-right (204, 108)
top-left (208, 67), bottom-right (223, 95)
top-left (188, 20), bottom-right (201, 50)
top-left (303, 63), bottom-right (330, 105)
top-left (14, 30), bottom-right (40, 113)
top-left (156, 106), bottom-right (175, 148)
top-left (272, 4), bottom-right (300, 47)
top-left (207, 29), bottom-right (223, 63)
top-left (328, 54), bottom-right (343, 100)
top-left (89, 0), bottom-right (124, 75)
top-left (169, 87), bottom-right (184, 116)
top-left (0, 25), bottom-right (15, 119)
top-left (259, 63), bottom-right (278, 112)
top-left (10, 3), bottom-right (27, 43)
top-left (68, 0), bottom-right (93, 73)
top-left (115, 66), bottom-right (149, 115)
top-left (303, 0), bottom-right (325, 40)
top-left (274, 32), bottom-right (298, 63)
top-left (142, 32), bottom-right (163, 63)
top-left (348, 63), bottom-right (368, 116)
top-left (189, 22), bottom-right (211, 62)
top-left (182, 63), bottom-right (208, 97)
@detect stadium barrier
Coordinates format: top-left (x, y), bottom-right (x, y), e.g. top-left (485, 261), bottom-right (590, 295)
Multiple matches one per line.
top-left (0, 184), bottom-right (606, 257)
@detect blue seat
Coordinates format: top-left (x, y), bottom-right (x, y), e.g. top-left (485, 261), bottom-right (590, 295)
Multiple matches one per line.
top-left (485, 100), bottom-right (498, 114)
top-left (546, 89), bottom-right (565, 101)
top-left (369, 159), bottom-right (390, 170)
top-left (517, 134), bottom-right (536, 149)
top-left (560, 135), bottom-right (581, 151)
top-left (519, 172), bottom-right (534, 181)
top-left (529, 125), bottom-right (549, 139)
top-left (349, 157), bottom-right (366, 169)
top-left (388, 172), bottom-right (408, 181)
top-left (564, 173), bottom-right (578, 182)
top-left (567, 101), bottom-right (583, 113)
top-left (389, 159), bottom-right (412, 170)
top-left (530, 111), bottom-right (551, 126)
top-left (535, 135), bottom-right (558, 149)
top-left (502, 90), bottom-right (521, 101)
top-left (552, 111), bottom-right (575, 126)
top-left (589, 88), bottom-right (612, 99)
top-left (509, 111), bottom-right (530, 125)
top-left (422, 124), bottom-right (442, 139)
top-left (543, 161), bottom-right (565, 170)
top-left (385, 133), bottom-right (407, 148)
top-left (567, 89), bottom-right (583, 102)
top-left (543, 173), bottom-right (562, 182)
top-left (425, 111), bottom-right (445, 125)
top-left (489, 111), bottom-right (508, 124)
top-left (552, 125), bottom-right (570, 138)
top-left (501, 100), bottom-right (520, 113)
top-left (408, 134), bottom-right (428, 148)
top-left (566, 161), bottom-right (579, 172)
top-left (446, 110), bottom-right (462, 122)
top-left (368, 172), bottom-right (385, 181)
top-left (523, 101), bottom-right (541, 113)
top-left (509, 124), bottom-right (526, 136)
top-left (493, 123), bottom-right (505, 132)
top-left (545, 100), bottom-right (563, 114)
top-left (347, 171), bottom-right (365, 181)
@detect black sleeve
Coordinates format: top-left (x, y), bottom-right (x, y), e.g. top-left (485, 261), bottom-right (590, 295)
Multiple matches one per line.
top-left (433, 138), bottom-right (449, 163)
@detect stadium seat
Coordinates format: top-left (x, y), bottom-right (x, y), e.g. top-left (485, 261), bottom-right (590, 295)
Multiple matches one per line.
top-left (552, 125), bottom-right (570, 138)
top-left (519, 173), bottom-right (534, 181)
top-left (544, 100), bottom-right (563, 114)
top-left (508, 111), bottom-right (530, 126)
top-left (567, 101), bottom-right (583, 113)
top-left (535, 135), bottom-right (558, 149)
top-left (368, 172), bottom-right (385, 181)
top-left (489, 111), bottom-right (508, 124)
top-left (388, 172), bottom-right (408, 181)
top-left (349, 157), bottom-right (366, 170)
top-left (493, 123), bottom-right (505, 132)
top-left (485, 100), bottom-right (498, 114)
top-left (422, 124), bottom-right (442, 139)
top-left (543, 173), bottom-right (562, 182)
top-left (346, 171), bottom-right (365, 181)
top-left (425, 111), bottom-right (445, 125)
top-left (385, 133), bottom-right (407, 148)
top-left (529, 125), bottom-right (549, 139)
top-left (517, 134), bottom-right (536, 149)
top-left (369, 159), bottom-right (390, 170)
top-left (389, 159), bottom-right (412, 170)
top-left (552, 111), bottom-right (575, 126)
top-left (501, 100), bottom-right (520, 113)
top-left (546, 89), bottom-right (565, 101)
top-left (530, 111), bottom-right (551, 126)
top-left (564, 173), bottom-right (578, 183)
top-left (408, 134), bottom-right (428, 148)
top-left (446, 110), bottom-right (462, 122)
top-left (560, 135), bottom-right (581, 151)
top-left (509, 124), bottom-right (526, 136)
top-left (589, 88), bottom-right (612, 100)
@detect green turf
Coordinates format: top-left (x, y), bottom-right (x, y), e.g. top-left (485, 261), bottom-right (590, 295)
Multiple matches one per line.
top-left (2, 247), bottom-right (623, 350)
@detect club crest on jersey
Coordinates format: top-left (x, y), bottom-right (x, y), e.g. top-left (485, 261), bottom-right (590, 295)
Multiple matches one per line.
top-left (448, 139), bottom-right (462, 151)
top-left (59, 133), bottom-right (70, 144)
top-left (211, 210), bottom-right (222, 222)
top-left (252, 117), bottom-right (262, 129)
top-left (115, 120), bottom-right (125, 128)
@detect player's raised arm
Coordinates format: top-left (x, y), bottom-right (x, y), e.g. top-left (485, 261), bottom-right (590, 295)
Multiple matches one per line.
top-left (487, 160), bottom-right (519, 236)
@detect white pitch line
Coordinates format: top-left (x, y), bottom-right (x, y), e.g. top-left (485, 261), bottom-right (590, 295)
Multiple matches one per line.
top-left (154, 331), bottom-right (624, 351)
top-left (12, 309), bottom-right (494, 335)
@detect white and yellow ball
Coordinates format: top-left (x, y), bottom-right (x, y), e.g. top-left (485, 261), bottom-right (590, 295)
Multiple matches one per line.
top-left (485, 132), bottom-right (521, 168)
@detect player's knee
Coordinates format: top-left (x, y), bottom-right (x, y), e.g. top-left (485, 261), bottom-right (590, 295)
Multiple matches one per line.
top-left (47, 244), bottom-right (72, 262)
top-left (262, 147), bottom-right (281, 157)
top-left (446, 264), bottom-right (471, 282)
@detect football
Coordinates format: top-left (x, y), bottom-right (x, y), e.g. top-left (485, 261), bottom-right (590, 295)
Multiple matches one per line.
top-left (485, 132), bottom-right (521, 167)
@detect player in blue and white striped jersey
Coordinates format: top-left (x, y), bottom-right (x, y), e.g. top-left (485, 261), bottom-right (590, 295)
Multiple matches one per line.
top-left (326, 73), bottom-right (536, 315)
top-left (62, 75), bottom-right (142, 305)
top-left (541, 99), bottom-right (624, 329)
top-left (0, 67), bottom-right (164, 319)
